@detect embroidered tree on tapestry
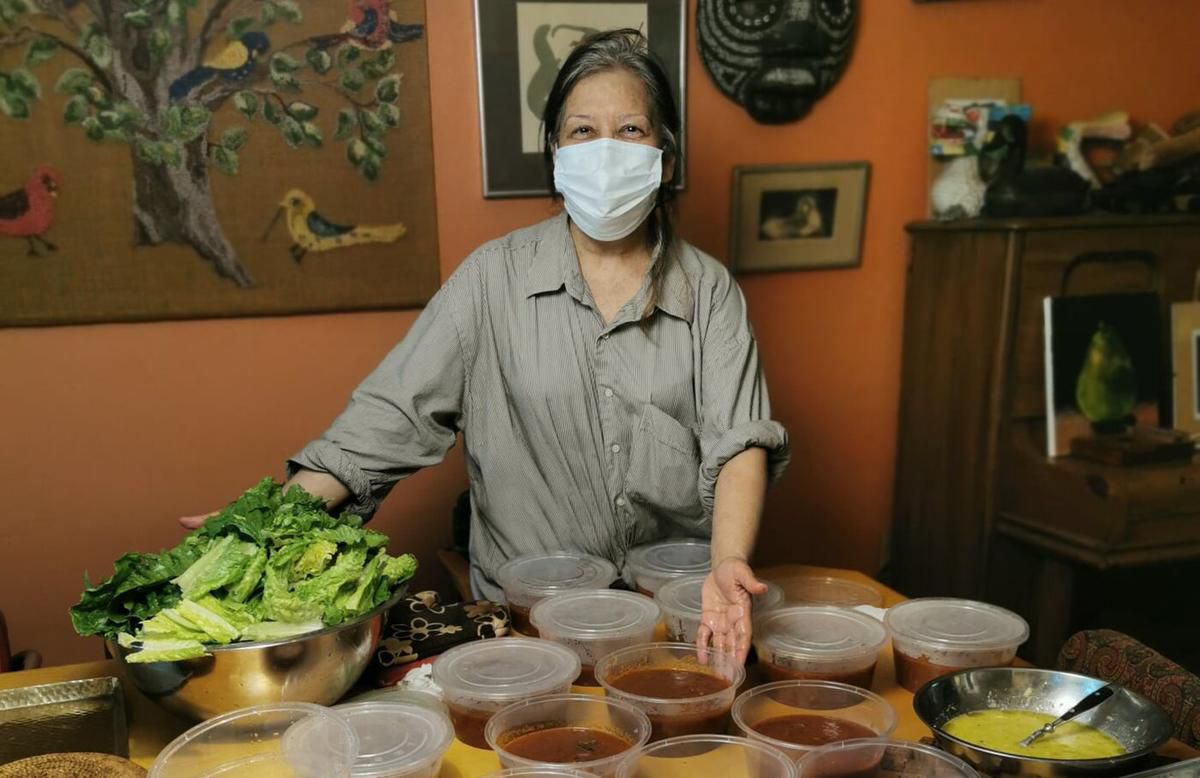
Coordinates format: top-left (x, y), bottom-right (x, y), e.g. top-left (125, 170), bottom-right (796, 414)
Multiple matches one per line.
top-left (0, 0), bottom-right (439, 324)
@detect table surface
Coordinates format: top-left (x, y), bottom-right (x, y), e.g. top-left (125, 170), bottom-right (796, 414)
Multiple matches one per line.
top-left (3, 564), bottom-right (1195, 773)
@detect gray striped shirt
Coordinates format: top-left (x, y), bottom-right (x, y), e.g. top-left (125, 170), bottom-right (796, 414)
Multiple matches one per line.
top-left (289, 213), bottom-right (789, 600)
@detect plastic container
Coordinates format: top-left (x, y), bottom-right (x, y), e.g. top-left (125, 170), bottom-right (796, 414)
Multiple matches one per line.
top-left (626, 540), bottom-right (711, 596)
top-left (480, 769), bottom-right (601, 778)
top-left (344, 687), bottom-right (445, 715)
top-left (432, 638), bottom-right (581, 749)
top-left (884, 598), bottom-right (1029, 693)
top-left (656, 575), bottom-right (784, 642)
top-left (753, 606), bottom-right (887, 690)
top-left (797, 738), bottom-right (979, 777)
top-left (530, 591), bottom-right (661, 686)
top-left (783, 576), bottom-right (884, 609)
top-left (496, 553), bottom-right (619, 636)
top-left (333, 702), bottom-right (453, 778)
top-left (617, 734), bottom-right (796, 778)
top-left (732, 681), bottom-right (896, 763)
top-left (596, 642), bottom-right (745, 742)
top-left (485, 693), bottom-right (652, 778)
top-left (149, 702), bottom-right (357, 778)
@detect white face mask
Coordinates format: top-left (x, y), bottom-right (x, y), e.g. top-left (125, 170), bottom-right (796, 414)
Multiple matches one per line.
top-left (553, 138), bottom-right (664, 242)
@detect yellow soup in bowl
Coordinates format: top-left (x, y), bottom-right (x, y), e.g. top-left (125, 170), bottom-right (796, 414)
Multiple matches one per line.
top-left (944, 710), bottom-right (1125, 760)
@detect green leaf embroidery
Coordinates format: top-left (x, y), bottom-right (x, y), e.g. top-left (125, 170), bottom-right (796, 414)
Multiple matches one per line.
top-left (221, 126), bottom-right (249, 151)
top-left (305, 47), bottom-right (332, 75)
top-left (213, 146), bottom-right (239, 175)
top-left (374, 73), bottom-right (401, 104)
top-left (339, 66), bottom-right (364, 93)
top-left (233, 90), bottom-right (259, 119)
top-left (286, 100), bottom-right (317, 121)
top-left (333, 108), bottom-right (356, 141)
top-left (24, 36), bottom-right (58, 67)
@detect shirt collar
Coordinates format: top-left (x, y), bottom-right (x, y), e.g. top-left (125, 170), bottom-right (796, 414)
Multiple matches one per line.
top-left (524, 212), bottom-right (694, 324)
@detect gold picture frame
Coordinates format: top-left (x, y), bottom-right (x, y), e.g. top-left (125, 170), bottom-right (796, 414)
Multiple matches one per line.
top-left (1172, 301), bottom-right (1200, 438)
top-left (729, 161), bottom-right (870, 274)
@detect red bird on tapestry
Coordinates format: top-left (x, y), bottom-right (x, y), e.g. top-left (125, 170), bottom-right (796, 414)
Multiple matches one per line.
top-left (0, 166), bottom-right (63, 256)
top-left (314, 0), bottom-right (424, 51)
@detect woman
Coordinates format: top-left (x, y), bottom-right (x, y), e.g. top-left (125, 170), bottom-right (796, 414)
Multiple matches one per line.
top-left (184, 29), bottom-right (787, 661)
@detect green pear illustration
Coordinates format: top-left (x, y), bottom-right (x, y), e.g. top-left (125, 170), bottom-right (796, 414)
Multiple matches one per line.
top-left (1074, 322), bottom-right (1138, 425)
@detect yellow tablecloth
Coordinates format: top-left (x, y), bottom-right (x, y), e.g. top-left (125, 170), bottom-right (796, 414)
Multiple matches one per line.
top-left (2, 564), bottom-right (1193, 773)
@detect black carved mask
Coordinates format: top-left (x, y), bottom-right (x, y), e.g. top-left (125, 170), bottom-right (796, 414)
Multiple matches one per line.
top-left (699, 0), bottom-right (857, 124)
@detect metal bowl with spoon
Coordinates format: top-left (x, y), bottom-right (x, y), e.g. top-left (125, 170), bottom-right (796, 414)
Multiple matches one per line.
top-left (914, 667), bottom-right (1172, 776)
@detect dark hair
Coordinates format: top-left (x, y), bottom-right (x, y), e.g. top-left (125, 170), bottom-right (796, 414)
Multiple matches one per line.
top-left (541, 28), bottom-right (683, 316)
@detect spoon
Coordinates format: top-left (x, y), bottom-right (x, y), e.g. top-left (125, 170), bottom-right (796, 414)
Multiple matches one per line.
top-left (1020, 685), bottom-right (1116, 748)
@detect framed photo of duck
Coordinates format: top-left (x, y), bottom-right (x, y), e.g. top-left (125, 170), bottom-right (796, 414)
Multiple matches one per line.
top-left (474, 0), bottom-right (687, 198)
top-left (729, 162), bottom-right (870, 274)
top-left (0, 0), bottom-right (439, 325)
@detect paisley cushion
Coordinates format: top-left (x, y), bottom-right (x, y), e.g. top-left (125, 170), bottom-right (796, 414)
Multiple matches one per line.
top-left (1057, 629), bottom-right (1200, 748)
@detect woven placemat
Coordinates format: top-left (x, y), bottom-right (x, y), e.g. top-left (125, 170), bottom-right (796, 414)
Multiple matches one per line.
top-left (0, 752), bottom-right (145, 777)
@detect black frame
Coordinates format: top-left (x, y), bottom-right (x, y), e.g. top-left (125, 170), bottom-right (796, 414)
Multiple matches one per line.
top-left (474, 0), bottom-right (687, 198)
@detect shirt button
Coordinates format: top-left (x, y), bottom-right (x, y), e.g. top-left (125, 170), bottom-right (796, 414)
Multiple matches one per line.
top-left (611, 443), bottom-right (621, 454)
top-left (616, 497), bottom-right (626, 507)
top-left (604, 388), bottom-right (614, 398)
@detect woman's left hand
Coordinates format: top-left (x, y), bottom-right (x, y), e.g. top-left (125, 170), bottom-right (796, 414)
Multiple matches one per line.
top-left (696, 557), bottom-right (767, 663)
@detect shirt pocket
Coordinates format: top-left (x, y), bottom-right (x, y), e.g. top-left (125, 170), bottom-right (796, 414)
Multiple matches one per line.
top-left (625, 404), bottom-right (705, 527)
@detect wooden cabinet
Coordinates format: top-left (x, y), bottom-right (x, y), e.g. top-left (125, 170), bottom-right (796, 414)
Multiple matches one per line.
top-left (889, 215), bottom-right (1200, 664)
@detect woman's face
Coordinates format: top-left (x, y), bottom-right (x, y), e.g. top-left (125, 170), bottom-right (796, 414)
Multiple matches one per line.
top-left (556, 68), bottom-right (674, 183)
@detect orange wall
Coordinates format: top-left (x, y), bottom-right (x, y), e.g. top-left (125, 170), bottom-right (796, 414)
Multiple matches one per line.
top-left (2, 1), bottom-right (1197, 666)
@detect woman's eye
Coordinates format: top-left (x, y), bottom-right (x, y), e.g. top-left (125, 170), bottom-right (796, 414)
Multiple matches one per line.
top-left (621, 125), bottom-right (644, 136)
top-left (571, 126), bottom-right (592, 137)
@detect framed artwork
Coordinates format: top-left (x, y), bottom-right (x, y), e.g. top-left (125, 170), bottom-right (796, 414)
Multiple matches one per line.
top-left (0, 0), bottom-right (439, 326)
top-left (474, 0), bottom-right (687, 198)
top-left (1172, 302), bottom-right (1200, 438)
top-left (729, 162), bottom-right (870, 273)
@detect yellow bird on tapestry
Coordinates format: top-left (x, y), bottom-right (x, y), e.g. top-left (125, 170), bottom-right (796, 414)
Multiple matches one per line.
top-left (263, 188), bottom-right (407, 264)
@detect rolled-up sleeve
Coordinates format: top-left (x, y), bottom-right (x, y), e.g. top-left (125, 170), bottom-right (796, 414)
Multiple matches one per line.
top-left (697, 277), bottom-right (790, 514)
top-left (287, 274), bottom-right (471, 519)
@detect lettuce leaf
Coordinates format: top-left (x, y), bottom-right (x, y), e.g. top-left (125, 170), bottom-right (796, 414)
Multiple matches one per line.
top-left (70, 479), bottom-right (418, 658)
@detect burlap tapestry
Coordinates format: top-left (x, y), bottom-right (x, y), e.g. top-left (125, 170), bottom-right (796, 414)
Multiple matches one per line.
top-left (0, 0), bottom-right (438, 325)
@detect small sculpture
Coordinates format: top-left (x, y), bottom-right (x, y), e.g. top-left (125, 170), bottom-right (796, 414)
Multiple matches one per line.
top-left (982, 115), bottom-right (1090, 218)
top-left (931, 157), bottom-right (987, 221)
top-left (1056, 111), bottom-right (1132, 188)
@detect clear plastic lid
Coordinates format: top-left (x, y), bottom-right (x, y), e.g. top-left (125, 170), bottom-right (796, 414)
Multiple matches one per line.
top-left (333, 702), bottom-right (453, 778)
top-left (431, 637), bottom-right (581, 701)
top-left (885, 597), bottom-right (1029, 651)
top-left (496, 552), bottom-right (619, 607)
top-left (656, 575), bottom-right (784, 619)
top-left (627, 540), bottom-right (711, 588)
top-left (151, 702), bottom-right (357, 778)
top-left (756, 606), bottom-right (888, 665)
top-left (786, 575), bottom-right (884, 608)
top-left (530, 590), bottom-right (662, 641)
top-left (344, 687), bottom-right (445, 714)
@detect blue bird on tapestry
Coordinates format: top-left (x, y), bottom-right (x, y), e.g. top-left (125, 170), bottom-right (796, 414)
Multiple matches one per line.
top-left (169, 32), bottom-right (271, 101)
top-left (313, 0), bottom-right (424, 51)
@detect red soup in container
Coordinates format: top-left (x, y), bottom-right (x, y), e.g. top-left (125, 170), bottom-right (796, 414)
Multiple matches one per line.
top-left (432, 638), bottom-right (580, 749)
top-left (596, 642), bottom-right (745, 742)
top-left (732, 680), bottom-right (895, 763)
top-left (496, 553), bottom-right (618, 637)
top-left (485, 693), bottom-right (651, 778)
top-left (753, 606), bottom-right (887, 690)
top-left (884, 598), bottom-right (1029, 693)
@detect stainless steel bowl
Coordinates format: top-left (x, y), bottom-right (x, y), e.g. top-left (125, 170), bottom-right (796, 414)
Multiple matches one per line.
top-left (914, 667), bottom-right (1173, 776)
top-left (108, 589), bottom-right (403, 721)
